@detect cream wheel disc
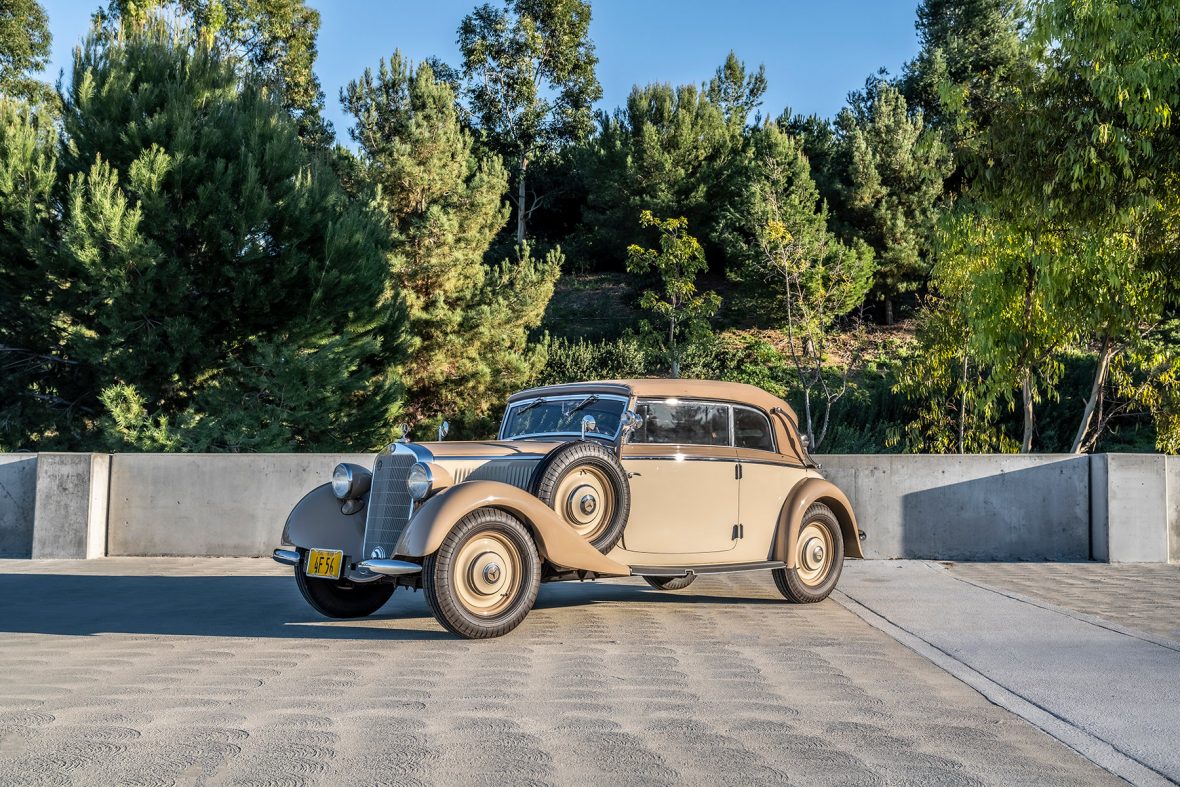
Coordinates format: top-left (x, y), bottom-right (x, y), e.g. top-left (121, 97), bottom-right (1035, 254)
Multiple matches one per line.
top-left (554, 466), bottom-right (615, 540)
top-left (452, 532), bottom-right (523, 618)
top-left (796, 521), bottom-right (834, 587)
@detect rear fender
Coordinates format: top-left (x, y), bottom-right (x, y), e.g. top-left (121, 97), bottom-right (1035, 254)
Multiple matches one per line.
top-left (774, 477), bottom-right (863, 567)
top-left (282, 483), bottom-right (367, 560)
top-left (396, 480), bottom-right (630, 576)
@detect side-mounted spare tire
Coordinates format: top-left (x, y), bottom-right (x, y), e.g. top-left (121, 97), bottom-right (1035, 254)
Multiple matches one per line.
top-left (532, 441), bottom-right (630, 553)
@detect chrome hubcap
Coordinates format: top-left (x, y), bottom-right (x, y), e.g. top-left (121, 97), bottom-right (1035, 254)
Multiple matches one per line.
top-left (483, 562), bottom-right (502, 584)
top-left (796, 522), bottom-right (834, 587)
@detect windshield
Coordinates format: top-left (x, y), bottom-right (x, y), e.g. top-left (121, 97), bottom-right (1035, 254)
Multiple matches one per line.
top-left (500, 395), bottom-right (628, 440)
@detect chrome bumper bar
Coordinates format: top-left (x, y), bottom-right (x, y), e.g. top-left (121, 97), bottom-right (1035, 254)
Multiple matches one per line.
top-left (272, 548), bottom-right (300, 566)
top-left (358, 559), bottom-right (423, 576)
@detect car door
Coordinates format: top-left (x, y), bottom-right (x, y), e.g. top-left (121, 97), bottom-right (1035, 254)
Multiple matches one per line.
top-left (618, 399), bottom-right (739, 555)
top-left (731, 405), bottom-right (808, 562)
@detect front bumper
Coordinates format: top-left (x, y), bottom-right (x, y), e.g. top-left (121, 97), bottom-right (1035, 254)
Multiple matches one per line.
top-left (272, 547), bottom-right (422, 579)
top-left (272, 548), bottom-right (300, 566)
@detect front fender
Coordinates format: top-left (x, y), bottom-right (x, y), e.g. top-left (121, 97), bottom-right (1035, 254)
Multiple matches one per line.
top-left (774, 477), bottom-right (863, 567)
top-left (396, 480), bottom-right (630, 576)
top-left (282, 483), bottom-right (367, 560)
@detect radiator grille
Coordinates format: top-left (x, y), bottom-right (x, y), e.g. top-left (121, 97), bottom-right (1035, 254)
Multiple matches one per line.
top-left (362, 449), bottom-right (417, 559)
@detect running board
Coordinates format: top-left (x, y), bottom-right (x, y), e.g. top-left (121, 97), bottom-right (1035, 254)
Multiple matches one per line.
top-left (630, 560), bottom-right (786, 578)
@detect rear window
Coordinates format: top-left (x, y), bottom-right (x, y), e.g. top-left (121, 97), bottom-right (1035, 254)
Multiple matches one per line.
top-left (633, 400), bottom-right (730, 446)
top-left (734, 406), bottom-right (775, 452)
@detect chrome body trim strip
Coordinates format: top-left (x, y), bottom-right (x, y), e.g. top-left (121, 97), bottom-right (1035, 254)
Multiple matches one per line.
top-left (272, 548), bottom-right (300, 566)
top-left (622, 455), bottom-right (806, 469)
top-left (631, 560), bottom-right (786, 578)
top-left (358, 559), bottom-right (423, 576)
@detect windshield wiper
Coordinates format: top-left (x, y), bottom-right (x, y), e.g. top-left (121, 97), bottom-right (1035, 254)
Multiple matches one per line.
top-left (568, 394), bottom-right (599, 414)
top-left (515, 397), bottom-right (546, 415)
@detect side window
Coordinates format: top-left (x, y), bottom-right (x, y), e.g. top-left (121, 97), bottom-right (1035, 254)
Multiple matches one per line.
top-left (635, 400), bottom-right (731, 446)
top-left (733, 406), bottom-right (775, 452)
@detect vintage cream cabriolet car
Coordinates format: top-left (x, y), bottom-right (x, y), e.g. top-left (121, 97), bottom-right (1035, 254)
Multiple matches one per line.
top-left (274, 379), bottom-right (863, 638)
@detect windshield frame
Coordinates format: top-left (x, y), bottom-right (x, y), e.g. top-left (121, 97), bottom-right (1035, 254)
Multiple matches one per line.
top-left (498, 393), bottom-right (632, 441)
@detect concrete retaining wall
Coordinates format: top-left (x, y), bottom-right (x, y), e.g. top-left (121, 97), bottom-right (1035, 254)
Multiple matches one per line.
top-left (1, 451), bottom-right (1175, 562)
top-left (820, 455), bottom-right (1091, 561)
top-left (0, 454), bottom-right (37, 557)
top-left (107, 453), bottom-right (374, 557)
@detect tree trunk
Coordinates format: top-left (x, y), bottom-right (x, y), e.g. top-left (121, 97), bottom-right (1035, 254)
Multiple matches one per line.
top-left (957, 348), bottom-right (968, 454)
top-left (515, 156), bottom-right (528, 243)
top-left (884, 295), bottom-right (894, 325)
top-left (1071, 335), bottom-right (1115, 454)
top-left (1021, 370), bottom-right (1034, 453)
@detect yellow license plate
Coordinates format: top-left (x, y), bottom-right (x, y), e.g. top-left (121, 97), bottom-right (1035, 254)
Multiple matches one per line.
top-left (305, 548), bottom-right (343, 579)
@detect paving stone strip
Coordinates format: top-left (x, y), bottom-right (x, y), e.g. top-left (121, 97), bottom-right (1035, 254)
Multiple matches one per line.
top-left (0, 558), bottom-right (1119, 785)
top-left (838, 560), bottom-right (1180, 786)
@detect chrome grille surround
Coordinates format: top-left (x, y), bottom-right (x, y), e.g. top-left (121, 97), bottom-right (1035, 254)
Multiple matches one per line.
top-left (362, 443), bottom-right (428, 560)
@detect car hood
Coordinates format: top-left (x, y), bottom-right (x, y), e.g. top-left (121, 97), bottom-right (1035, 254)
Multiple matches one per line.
top-left (413, 440), bottom-right (567, 460)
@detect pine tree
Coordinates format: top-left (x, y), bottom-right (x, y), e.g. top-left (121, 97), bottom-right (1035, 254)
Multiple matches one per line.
top-left (97, 0), bottom-right (332, 147)
top-left (51, 21), bottom-right (405, 451)
top-left (343, 52), bottom-right (559, 432)
top-left (837, 79), bottom-right (951, 323)
top-left (0, 98), bottom-right (63, 448)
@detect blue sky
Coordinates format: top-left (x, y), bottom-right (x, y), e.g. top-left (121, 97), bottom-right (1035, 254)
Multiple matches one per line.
top-left (39, 0), bottom-right (922, 140)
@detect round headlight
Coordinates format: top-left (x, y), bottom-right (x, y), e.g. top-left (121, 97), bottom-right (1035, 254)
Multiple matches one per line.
top-left (331, 464), bottom-right (353, 500)
top-left (406, 462), bottom-right (432, 500)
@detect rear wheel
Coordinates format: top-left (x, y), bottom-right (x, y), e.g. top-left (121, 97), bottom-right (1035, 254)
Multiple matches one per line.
top-left (294, 562), bottom-right (394, 619)
top-left (533, 441), bottom-right (630, 552)
top-left (423, 508), bottom-right (541, 639)
top-left (772, 503), bottom-right (844, 603)
top-left (643, 575), bottom-right (696, 591)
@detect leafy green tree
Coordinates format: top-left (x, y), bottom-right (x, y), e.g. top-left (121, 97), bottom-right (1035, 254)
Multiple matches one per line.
top-left (626, 212), bottom-right (720, 378)
top-left (51, 22), bottom-right (405, 450)
top-left (343, 52), bottom-right (560, 429)
top-left (739, 124), bottom-right (875, 447)
top-left (0, 98), bottom-right (62, 448)
top-left (0, 0), bottom-right (51, 104)
top-left (458, 0), bottom-right (601, 242)
top-left (954, 0), bottom-right (1179, 452)
top-left (838, 79), bottom-right (951, 324)
top-left (98, 0), bottom-right (331, 146)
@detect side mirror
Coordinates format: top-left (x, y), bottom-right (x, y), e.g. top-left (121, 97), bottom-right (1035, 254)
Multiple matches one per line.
top-left (437, 420), bottom-right (450, 441)
top-left (580, 414), bottom-right (598, 440)
top-left (619, 410), bottom-right (644, 443)
top-left (800, 433), bottom-right (810, 450)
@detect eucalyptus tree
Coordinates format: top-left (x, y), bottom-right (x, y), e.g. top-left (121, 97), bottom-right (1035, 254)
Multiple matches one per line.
top-left (458, 0), bottom-right (601, 242)
top-left (0, 0), bottom-right (51, 104)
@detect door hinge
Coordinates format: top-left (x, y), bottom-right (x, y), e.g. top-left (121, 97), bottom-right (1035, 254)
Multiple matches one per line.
top-left (732, 523), bottom-right (744, 540)
top-left (735, 463), bottom-right (743, 480)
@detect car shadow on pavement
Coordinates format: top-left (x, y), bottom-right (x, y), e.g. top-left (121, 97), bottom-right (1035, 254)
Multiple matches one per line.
top-left (0, 573), bottom-right (784, 640)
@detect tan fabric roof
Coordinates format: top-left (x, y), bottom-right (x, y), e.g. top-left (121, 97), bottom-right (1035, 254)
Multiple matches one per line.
top-left (509, 378), bottom-right (799, 423)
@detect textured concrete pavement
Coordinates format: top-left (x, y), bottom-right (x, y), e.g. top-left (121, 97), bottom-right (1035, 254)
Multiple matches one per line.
top-left (948, 561), bottom-right (1180, 642)
top-left (0, 558), bottom-right (1118, 786)
top-left (838, 560), bottom-right (1180, 786)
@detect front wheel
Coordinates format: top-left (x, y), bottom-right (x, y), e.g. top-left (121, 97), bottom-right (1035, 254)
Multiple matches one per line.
top-left (772, 503), bottom-right (844, 603)
top-left (423, 508), bottom-right (541, 639)
top-left (295, 563), bottom-right (394, 618)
